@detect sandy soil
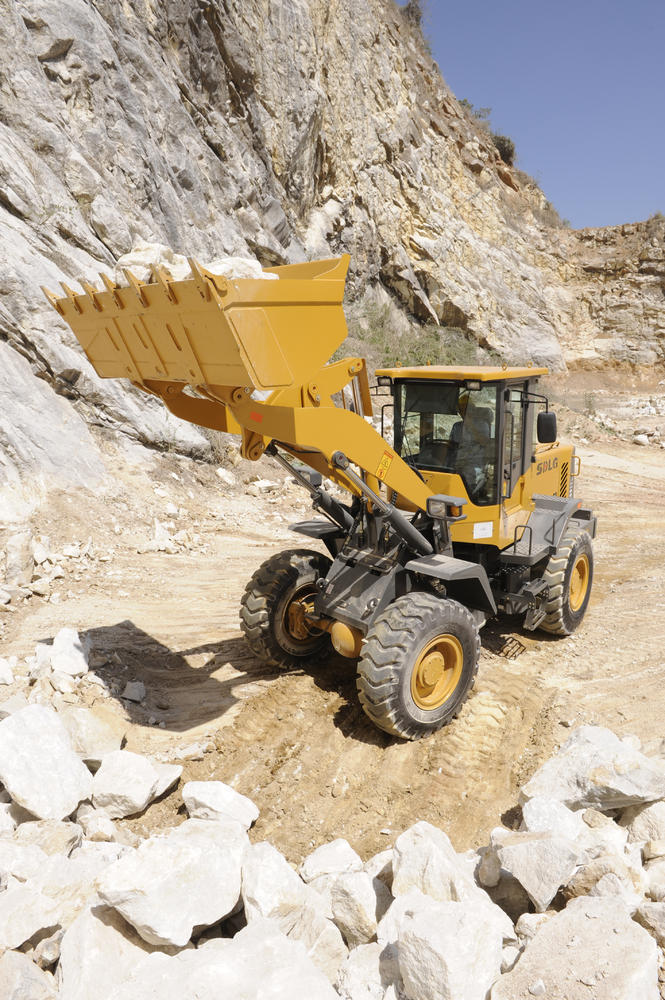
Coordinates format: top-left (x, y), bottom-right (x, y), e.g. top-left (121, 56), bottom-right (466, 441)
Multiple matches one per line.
top-left (2, 376), bottom-right (665, 865)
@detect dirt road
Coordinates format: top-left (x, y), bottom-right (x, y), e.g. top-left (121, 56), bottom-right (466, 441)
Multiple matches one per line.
top-left (3, 428), bottom-right (665, 864)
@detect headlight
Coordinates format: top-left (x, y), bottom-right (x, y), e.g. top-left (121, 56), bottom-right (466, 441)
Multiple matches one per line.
top-left (426, 494), bottom-right (467, 520)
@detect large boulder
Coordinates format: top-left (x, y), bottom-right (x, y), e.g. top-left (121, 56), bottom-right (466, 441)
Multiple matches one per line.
top-left (331, 870), bottom-right (392, 948)
top-left (98, 819), bottom-right (247, 946)
top-left (491, 897), bottom-right (659, 999)
top-left (58, 707), bottom-right (124, 770)
top-left (106, 918), bottom-right (338, 999)
top-left (0, 950), bottom-right (57, 999)
top-left (241, 840), bottom-right (347, 982)
top-left (92, 750), bottom-right (181, 818)
top-left (620, 800), bottom-right (665, 843)
top-left (397, 893), bottom-right (503, 1000)
top-left (0, 883), bottom-right (60, 950)
top-left (300, 839), bottom-right (363, 883)
top-left (519, 727), bottom-right (665, 811)
top-left (0, 705), bottom-right (92, 820)
top-left (56, 904), bottom-right (156, 1000)
top-left (495, 829), bottom-right (579, 912)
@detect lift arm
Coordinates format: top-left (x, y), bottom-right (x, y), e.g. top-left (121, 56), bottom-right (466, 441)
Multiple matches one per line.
top-left (43, 254), bottom-right (433, 512)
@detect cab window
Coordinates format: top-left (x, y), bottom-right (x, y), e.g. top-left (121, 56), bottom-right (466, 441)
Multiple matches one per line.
top-left (394, 381), bottom-right (499, 505)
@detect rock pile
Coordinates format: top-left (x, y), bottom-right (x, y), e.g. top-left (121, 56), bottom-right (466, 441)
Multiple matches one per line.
top-left (1, 648), bottom-right (665, 999)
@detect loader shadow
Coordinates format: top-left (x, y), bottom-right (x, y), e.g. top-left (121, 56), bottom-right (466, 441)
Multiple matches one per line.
top-left (39, 619), bottom-right (380, 742)
top-left (39, 620), bottom-right (284, 734)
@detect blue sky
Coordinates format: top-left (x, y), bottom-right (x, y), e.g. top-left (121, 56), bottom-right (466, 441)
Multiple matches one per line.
top-left (404, 0), bottom-right (664, 229)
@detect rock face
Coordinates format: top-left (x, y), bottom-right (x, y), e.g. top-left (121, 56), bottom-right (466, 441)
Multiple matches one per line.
top-left (1, 0), bottom-right (664, 503)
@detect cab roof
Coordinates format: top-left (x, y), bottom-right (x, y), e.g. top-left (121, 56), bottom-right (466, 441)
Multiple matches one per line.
top-left (375, 365), bottom-right (548, 382)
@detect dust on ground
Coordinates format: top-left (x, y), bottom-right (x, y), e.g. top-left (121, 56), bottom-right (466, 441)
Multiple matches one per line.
top-left (2, 372), bottom-right (665, 864)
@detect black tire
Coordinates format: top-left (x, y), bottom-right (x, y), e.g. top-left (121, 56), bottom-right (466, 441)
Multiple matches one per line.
top-left (356, 593), bottom-right (480, 741)
top-left (539, 523), bottom-right (594, 636)
top-left (240, 549), bottom-right (332, 669)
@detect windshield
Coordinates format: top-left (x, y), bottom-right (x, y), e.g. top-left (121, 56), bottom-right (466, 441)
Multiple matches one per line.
top-left (395, 381), bottom-right (498, 505)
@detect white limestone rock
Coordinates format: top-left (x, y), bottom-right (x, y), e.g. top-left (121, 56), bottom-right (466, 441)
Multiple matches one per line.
top-left (56, 904), bottom-right (156, 1000)
top-left (92, 750), bottom-right (181, 818)
top-left (241, 839), bottom-right (346, 978)
top-left (98, 819), bottom-right (247, 946)
top-left (645, 858), bottom-right (665, 901)
top-left (397, 894), bottom-right (503, 1000)
top-left (392, 820), bottom-right (479, 902)
top-left (285, 903), bottom-right (349, 984)
top-left (75, 804), bottom-right (118, 843)
top-left (335, 942), bottom-right (390, 1000)
top-left (182, 779), bottom-right (259, 829)
top-left (300, 838), bottom-right (363, 883)
top-left (0, 840), bottom-right (48, 880)
top-left (48, 628), bottom-right (89, 677)
top-left (520, 795), bottom-right (585, 841)
top-left (0, 882), bottom-right (61, 949)
top-left (13, 819), bottom-right (82, 856)
top-left (242, 840), bottom-right (312, 921)
top-left (0, 802), bottom-right (20, 833)
top-left (363, 848), bottom-right (393, 888)
top-left (576, 808), bottom-right (629, 860)
top-left (0, 950), bottom-right (57, 1000)
top-left (109, 919), bottom-right (336, 1000)
top-left (565, 854), bottom-right (645, 906)
top-left (620, 800), bottom-right (665, 844)
top-left (0, 706), bottom-right (92, 820)
top-left (491, 897), bottom-right (659, 999)
top-left (634, 901), bottom-right (665, 948)
top-left (514, 912), bottom-right (552, 942)
top-left (331, 871), bottom-right (392, 948)
top-left (0, 658), bottom-right (15, 685)
top-left (496, 830), bottom-right (579, 912)
top-left (58, 706), bottom-right (124, 769)
top-left (519, 726), bottom-right (665, 810)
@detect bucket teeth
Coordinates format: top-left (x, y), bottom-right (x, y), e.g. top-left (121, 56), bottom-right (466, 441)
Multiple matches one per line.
top-left (99, 272), bottom-right (125, 309)
top-left (187, 257), bottom-right (210, 300)
top-left (150, 264), bottom-right (178, 304)
top-left (80, 281), bottom-right (103, 311)
top-left (123, 269), bottom-right (149, 306)
top-left (41, 286), bottom-right (64, 315)
top-left (60, 282), bottom-right (83, 314)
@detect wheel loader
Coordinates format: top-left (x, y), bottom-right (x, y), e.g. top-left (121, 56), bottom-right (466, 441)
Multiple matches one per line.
top-left (44, 253), bottom-right (596, 740)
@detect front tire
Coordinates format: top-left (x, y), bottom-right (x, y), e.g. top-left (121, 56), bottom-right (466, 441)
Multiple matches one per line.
top-left (357, 593), bottom-right (480, 740)
top-left (539, 523), bottom-right (594, 636)
top-left (240, 549), bottom-right (332, 669)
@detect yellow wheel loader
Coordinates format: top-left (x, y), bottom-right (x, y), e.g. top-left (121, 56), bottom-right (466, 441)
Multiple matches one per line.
top-left (44, 254), bottom-right (596, 740)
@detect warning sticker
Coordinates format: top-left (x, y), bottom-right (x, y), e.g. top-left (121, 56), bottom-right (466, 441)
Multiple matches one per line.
top-left (375, 450), bottom-right (394, 482)
top-left (473, 521), bottom-right (493, 540)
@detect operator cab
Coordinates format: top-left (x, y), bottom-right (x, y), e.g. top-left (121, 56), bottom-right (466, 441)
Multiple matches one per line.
top-left (376, 366), bottom-right (551, 508)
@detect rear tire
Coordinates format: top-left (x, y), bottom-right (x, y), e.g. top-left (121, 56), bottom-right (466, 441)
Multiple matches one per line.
top-left (357, 593), bottom-right (480, 741)
top-left (240, 549), bottom-right (332, 669)
top-left (539, 523), bottom-right (594, 636)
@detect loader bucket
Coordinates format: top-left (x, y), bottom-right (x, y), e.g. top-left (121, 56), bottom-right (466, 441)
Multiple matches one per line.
top-left (43, 255), bottom-right (351, 393)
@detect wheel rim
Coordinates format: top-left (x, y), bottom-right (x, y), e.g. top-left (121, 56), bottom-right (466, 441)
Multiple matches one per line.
top-left (569, 553), bottom-right (590, 612)
top-left (410, 634), bottom-right (464, 710)
top-left (281, 583), bottom-right (323, 645)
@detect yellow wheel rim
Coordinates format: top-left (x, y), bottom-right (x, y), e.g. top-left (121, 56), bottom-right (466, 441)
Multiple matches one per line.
top-left (569, 553), bottom-right (590, 612)
top-left (410, 634), bottom-right (464, 711)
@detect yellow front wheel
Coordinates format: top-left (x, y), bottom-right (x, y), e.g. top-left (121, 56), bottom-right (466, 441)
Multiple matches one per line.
top-left (539, 524), bottom-right (594, 636)
top-left (357, 593), bottom-right (480, 741)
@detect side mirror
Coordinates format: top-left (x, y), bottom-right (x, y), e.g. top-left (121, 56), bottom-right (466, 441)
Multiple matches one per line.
top-left (537, 411), bottom-right (557, 444)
